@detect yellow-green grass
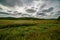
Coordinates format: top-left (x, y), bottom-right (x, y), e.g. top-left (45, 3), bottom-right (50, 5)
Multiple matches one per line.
top-left (0, 19), bottom-right (60, 40)
top-left (0, 20), bottom-right (58, 25)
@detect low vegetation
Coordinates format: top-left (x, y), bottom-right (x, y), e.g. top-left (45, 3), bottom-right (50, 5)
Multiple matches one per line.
top-left (0, 18), bottom-right (60, 40)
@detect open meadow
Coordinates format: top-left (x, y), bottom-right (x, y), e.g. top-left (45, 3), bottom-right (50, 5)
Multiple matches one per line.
top-left (0, 19), bottom-right (60, 40)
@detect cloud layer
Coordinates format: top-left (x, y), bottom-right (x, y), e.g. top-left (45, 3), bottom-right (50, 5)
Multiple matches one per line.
top-left (0, 0), bottom-right (60, 19)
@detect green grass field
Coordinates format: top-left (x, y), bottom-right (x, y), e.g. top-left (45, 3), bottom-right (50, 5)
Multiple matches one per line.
top-left (0, 19), bottom-right (60, 40)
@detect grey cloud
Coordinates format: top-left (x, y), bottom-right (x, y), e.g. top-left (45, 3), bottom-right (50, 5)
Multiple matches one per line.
top-left (37, 12), bottom-right (46, 16)
top-left (48, 7), bottom-right (54, 12)
top-left (21, 14), bottom-right (31, 17)
top-left (23, 0), bottom-right (34, 5)
top-left (0, 7), bottom-right (3, 10)
top-left (56, 11), bottom-right (60, 15)
top-left (42, 9), bottom-right (48, 12)
top-left (0, 0), bottom-right (60, 19)
top-left (13, 11), bottom-right (18, 13)
top-left (50, 12), bottom-right (54, 14)
top-left (40, 4), bottom-right (46, 10)
top-left (0, 12), bottom-right (9, 15)
top-left (57, 11), bottom-right (60, 13)
top-left (26, 9), bottom-right (36, 13)
top-left (17, 13), bottom-right (22, 15)
top-left (42, 7), bottom-right (54, 12)
top-left (0, 0), bottom-right (15, 6)
top-left (7, 10), bottom-right (12, 12)
top-left (0, 0), bottom-right (34, 7)
top-left (9, 13), bottom-right (22, 15)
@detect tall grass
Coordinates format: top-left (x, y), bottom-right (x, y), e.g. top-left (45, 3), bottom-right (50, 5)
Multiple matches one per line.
top-left (0, 19), bottom-right (60, 40)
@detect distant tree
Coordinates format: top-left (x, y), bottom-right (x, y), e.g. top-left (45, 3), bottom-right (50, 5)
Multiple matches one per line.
top-left (57, 16), bottom-right (60, 20)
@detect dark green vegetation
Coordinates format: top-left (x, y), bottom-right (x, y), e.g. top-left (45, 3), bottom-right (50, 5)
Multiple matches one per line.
top-left (0, 18), bottom-right (60, 40)
top-left (57, 16), bottom-right (60, 20)
top-left (0, 17), bottom-right (42, 20)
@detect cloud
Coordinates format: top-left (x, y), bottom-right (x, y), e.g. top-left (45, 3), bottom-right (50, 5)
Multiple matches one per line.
top-left (0, 7), bottom-right (3, 10)
top-left (37, 12), bottom-right (46, 16)
top-left (25, 9), bottom-right (36, 13)
top-left (0, 0), bottom-right (34, 7)
top-left (56, 11), bottom-right (60, 16)
top-left (42, 7), bottom-right (54, 12)
top-left (0, 12), bottom-right (9, 15)
top-left (40, 4), bottom-right (46, 10)
top-left (0, 0), bottom-right (15, 6)
top-left (0, 0), bottom-right (60, 19)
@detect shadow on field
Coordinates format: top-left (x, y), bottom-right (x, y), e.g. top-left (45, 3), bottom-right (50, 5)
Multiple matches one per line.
top-left (0, 24), bottom-right (37, 29)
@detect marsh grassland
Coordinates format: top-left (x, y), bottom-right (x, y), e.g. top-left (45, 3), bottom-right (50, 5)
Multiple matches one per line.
top-left (0, 18), bottom-right (60, 40)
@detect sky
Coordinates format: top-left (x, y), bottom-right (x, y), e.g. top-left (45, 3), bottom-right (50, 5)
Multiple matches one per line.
top-left (0, 0), bottom-right (60, 19)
